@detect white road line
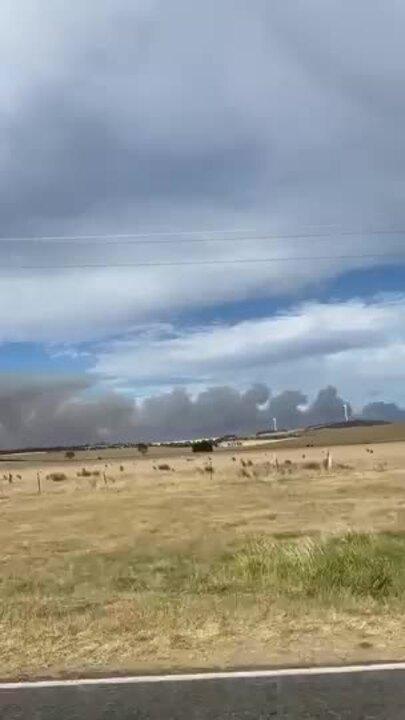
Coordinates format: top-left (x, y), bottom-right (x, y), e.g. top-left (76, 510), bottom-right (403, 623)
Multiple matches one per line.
top-left (1, 662), bottom-right (405, 690)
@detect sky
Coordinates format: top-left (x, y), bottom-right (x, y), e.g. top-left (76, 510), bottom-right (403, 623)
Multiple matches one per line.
top-left (1, 1), bottom-right (405, 446)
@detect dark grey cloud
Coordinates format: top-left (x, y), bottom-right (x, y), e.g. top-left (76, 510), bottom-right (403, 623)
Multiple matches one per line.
top-left (1, 0), bottom-right (270, 236)
top-left (3, 91), bottom-right (264, 235)
top-left (3, 0), bottom-right (405, 240)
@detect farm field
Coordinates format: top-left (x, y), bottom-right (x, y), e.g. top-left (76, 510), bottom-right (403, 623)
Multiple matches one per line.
top-left (266, 421), bottom-right (405, 449)
top-left (1, 434), bottom-right (405, 679)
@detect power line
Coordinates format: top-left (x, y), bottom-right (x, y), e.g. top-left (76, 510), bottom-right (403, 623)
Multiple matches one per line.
top-left (0, 228), bottom-right (258, 243)
top-left (1, 227), bottom-right (405, 245)
top-left (0, 222), bottom-right (345, 243)
top-left (1, 251), bottom-right (405, 270)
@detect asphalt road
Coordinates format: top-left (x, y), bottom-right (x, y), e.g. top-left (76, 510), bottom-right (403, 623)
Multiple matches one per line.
top-left (1, 663), bottom-right (405, 719)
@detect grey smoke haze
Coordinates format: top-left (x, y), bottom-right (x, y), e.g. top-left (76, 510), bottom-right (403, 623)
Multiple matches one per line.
top-left (362, 402), bottom-right (405, 423)
top-left (0, 378), bottom-right (400, 449)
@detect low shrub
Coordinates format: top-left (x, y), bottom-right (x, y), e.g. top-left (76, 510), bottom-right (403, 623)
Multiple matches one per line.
top-left (303, 461), bottom-right (321, 471)
top-left (47, 472), bottom-right (67, 482)
top-left (192, 440), bottom-right (213, 453)
top-left (77, 468), bottom-right (92, 477)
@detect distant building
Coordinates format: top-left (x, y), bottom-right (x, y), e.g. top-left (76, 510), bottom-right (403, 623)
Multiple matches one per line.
top-left (217, 440), bottom-right (242, 448)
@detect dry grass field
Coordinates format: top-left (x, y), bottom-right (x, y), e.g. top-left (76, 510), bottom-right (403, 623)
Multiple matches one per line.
top-left (265, 421), bottom-right (405, 449)
top-left (1, 431), bottom-right (405, 679)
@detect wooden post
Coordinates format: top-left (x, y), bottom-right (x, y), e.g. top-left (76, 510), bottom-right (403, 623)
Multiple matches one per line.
top-left (37, 472), bottom-right (41, 495)
top-left (324, 451), bottom-right (333, 472)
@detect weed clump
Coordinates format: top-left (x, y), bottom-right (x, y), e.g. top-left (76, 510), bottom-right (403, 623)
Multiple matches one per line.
top-left (77, 468), bottom-right (92, 477)
top-left (77, 468), bottom-right (100, 478)
top-left (47, 472), bottom-right (67, 482)
top-left (195, 533), bottom-right (398, 601)
top-left (303, 461), bottom-right (321, 471)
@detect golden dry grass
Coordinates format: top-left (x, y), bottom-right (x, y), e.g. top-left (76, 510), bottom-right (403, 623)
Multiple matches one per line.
top-left (1, 440), bottom-right (405, 679)
top-left (265, 421), bottom-right (405, 449)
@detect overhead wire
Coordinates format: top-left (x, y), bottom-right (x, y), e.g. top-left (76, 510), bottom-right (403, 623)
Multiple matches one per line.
top-left (0, 226), bottom-right (405, 245)
top-left (1, 251), bottom-right (405, 270)
top-left (0, 224), bottom-right (404, 269)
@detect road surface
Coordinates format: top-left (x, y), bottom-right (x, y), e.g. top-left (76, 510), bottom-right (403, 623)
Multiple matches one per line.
top-left (1, 662), bottom-right (405, 718)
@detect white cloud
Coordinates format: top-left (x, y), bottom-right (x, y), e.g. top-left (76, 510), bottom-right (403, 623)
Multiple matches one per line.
top-left (90, 294), bottom-right (405, 405)
top-left (0, 244), bottom-right (395, 343)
